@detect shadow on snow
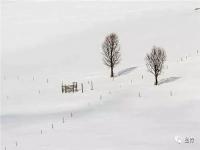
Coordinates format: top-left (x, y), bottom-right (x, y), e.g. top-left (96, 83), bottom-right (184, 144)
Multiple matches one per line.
top-left (159, 76), bottom-right (181, 85)
top-left (117, 67), bottom-right (137, 77)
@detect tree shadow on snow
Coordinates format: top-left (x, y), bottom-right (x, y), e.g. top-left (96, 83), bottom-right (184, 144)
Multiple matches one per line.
top-left (117, 67), bottom-right (137, 77)
top-left (159, 76), bottom-right (181, 85)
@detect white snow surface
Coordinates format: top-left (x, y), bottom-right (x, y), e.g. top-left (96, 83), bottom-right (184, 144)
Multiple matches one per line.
top-left (1, 1), bottom-right (200, 150)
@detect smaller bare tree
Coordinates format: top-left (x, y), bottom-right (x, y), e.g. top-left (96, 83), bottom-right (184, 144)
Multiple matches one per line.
top-left (102, 33), bottom-right (121, 77)
top-left (145, 46), bottom-right (167, 85)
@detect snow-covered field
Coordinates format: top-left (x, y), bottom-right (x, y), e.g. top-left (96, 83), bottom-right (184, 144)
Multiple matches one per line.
top-left (1, 1), bottom-right (200, 150)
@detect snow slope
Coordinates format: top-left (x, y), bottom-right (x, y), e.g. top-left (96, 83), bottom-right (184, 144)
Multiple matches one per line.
top-left (1, 1), bottom-right (200, 150)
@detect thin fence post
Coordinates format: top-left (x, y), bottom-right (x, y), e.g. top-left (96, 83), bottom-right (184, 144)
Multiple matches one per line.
top-left (52, 123), bottom-right (54, 129)
top-left (62, 117), bottom-right (65, 123)
top-left (65, 85), bottom-right (67, 93)
top-left (91, 81), bottom-right (94, 90)
top-left (62, 84), bottom-right (64, 93)
top-left (138, 92), bottom-right (141, 98)
top-left (72, 84), bottom-right (74, 93)
top-left (81, 83), bottom-right (84, 93)
top-left (70, 112), bottom-right (73, 117)
top-left (170, 91), bottom-right (173, 96)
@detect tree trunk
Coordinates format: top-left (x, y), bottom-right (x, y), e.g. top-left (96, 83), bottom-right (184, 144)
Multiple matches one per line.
top-left (154, 75), bottom-right (158, 85)
top-left (111, 67), bottom-right (114, 77)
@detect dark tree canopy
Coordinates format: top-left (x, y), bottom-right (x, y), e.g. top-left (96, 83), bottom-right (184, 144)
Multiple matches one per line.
top-left (102, 33), bottom-right (121, 77)
top-left (145, 46), bottom-right (166, 85)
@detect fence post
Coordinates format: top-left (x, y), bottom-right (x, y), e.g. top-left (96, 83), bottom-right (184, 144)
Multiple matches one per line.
top-left (170, 91), bottom-right (173, 96)
top-left (91, 81), bottom-right (94, 90)
top-left (65, 85), bottom-right (67, 93)
top-left (62, 117), bottom-right (65, 123)
top-left (138, 92), bottom-right (141, 98)
top-left (52, 123), bottom-right (54, 129)
top-left (62, 84), bottom-right (64, 93)
top-left (81, 83), bottom-right (84, 93)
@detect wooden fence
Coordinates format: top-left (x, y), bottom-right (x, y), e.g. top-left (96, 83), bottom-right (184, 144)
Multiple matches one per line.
top-left (62, 82), bottom-right (78, 93)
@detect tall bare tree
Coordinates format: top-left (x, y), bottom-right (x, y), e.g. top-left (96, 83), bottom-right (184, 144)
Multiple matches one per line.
top-left (145, 46), bottom-right (166, 85)
top-left (102, 33), bottom-right (121, 77)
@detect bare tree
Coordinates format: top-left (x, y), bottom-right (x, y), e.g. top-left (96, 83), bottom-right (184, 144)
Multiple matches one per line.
top-left (145, 46), bottom-right (166, 85)
top-left (102, 33), bottom-right (121, 77)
